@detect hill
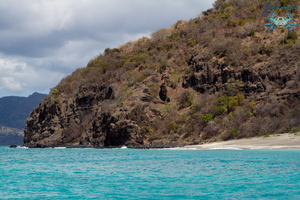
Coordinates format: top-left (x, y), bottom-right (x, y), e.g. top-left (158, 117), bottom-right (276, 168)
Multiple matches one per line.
top-left (24, 0), bottom-right (300, 148)
top-left (0, 92), bottom-right (46, 129)
top-left (0, 126), bottom-right (23, 146)
top-left (0, 92), bottom-right (46, 145)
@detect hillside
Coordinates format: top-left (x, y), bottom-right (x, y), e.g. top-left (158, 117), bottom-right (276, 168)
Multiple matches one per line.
top-left (24, 0), bottom-right (300, 148)
top-left (0, 92), bottom-right (46, 145)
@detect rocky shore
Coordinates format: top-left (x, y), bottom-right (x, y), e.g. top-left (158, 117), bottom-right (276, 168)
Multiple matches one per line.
top-left (24, 142), bottom-right (199, 149)
top-left (23, 133), bottom-right (300, 150)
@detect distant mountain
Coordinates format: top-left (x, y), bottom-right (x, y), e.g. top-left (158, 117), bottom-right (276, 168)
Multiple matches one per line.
top-left (0, 92), bottom-right (46, 129)
top-left (0, 126), bottom-right (23, 146)
top-left (0, 92), bottom-right (46, 145)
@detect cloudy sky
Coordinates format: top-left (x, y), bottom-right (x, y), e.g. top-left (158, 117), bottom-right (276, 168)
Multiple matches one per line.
top-left (0, 0), bottom-right (214, 97)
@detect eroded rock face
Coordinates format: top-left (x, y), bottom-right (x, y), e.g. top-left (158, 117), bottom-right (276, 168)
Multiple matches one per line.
top-left (24, 51), bottom-right (300, 148)
top-left (159, 84), bottom-right (170, 102)
top-left (182, 55), bottom-right (294, 96)
top-left (24, 56), bottom-right (300, 148)
top-left (24, 85), bottom-right (150, 148)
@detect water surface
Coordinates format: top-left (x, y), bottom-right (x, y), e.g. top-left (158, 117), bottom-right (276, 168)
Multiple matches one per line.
top-left (1, 147), bottom-right (299, 199)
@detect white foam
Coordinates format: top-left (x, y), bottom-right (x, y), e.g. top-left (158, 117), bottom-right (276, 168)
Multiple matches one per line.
top-left (170, 147), bottom-right (200, 150)
top-left (16, 146), bottom-right (28, 149)
top-left (208, 147), bottom-right (242, 150)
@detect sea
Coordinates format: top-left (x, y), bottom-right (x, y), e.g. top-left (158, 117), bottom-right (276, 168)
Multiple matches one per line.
top-left (0, 147), bottom-right (299, 200)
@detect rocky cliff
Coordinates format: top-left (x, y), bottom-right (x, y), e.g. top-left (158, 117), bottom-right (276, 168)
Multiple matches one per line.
top-left (24, 0), bottom-right (300, 148)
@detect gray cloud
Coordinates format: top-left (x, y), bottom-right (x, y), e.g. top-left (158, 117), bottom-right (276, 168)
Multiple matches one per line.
top-left (0, 0), bottom-right (214, 97)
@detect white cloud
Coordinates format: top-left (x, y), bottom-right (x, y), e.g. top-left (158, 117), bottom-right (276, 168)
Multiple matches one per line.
top-left (0, 56), bottom-right (64, 96)
top-left (1, 77), bottom-right (24, 92)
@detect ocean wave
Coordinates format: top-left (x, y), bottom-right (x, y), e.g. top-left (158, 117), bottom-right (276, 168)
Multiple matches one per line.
top-left (16, 146), bottom-right (28, 149)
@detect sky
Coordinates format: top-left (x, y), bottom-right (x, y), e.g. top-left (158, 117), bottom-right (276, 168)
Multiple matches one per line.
top-left (0, 0), bottom-right (215, 97)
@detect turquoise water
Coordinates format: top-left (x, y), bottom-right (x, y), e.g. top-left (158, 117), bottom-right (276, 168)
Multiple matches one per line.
top-left (0, 147), bottom-right (300, 200)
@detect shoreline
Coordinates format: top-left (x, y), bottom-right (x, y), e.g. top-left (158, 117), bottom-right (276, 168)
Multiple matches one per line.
top-left (9, 133), bottom-right (300, 150)
top-left (181, 133), bottom-right (300, 150)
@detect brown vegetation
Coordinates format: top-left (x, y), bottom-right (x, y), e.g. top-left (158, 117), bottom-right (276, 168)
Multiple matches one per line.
top-left (24, 0), bottom-right (300, 148)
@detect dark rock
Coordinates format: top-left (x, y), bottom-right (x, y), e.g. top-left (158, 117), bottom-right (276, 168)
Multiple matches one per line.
top-left (9, 144), bottom-right (17, 148)
top-left (159, 84), bottom-right (170, 102)
top-left (141, 95), bottom-right (152, 102)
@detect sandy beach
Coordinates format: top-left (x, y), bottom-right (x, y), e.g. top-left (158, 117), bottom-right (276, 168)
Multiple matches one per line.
top-left (182, 133), bottom-right (300, 150)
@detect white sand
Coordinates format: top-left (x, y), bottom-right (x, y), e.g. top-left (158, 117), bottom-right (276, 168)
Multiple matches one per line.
top-left (182, 133), bottom-right (300, 150)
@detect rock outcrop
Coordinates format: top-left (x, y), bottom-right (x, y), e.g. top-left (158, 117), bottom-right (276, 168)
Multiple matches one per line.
top-left (24, 85), bottom-right (157, 148)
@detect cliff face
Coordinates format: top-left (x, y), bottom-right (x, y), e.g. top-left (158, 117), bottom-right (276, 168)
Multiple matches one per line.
top-left (24, 0), bottom-right (300, 148)
top-left (25, 86), bottom-right (148, 147)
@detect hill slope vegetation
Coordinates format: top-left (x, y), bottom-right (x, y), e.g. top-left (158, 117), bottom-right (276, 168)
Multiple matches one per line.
top-left (24, 0), bottom-right (300, 148)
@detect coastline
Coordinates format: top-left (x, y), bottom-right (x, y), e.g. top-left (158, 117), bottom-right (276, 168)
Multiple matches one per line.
top-left (15, 133), bottom-right (300, 150)
top-left (181, 133), bottom-right (300, 150)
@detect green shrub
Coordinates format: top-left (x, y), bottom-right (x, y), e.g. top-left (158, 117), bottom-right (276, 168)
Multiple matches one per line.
top-left (250, 6), bottom-right (256, 13)
top-left (228, 97), bottom-right (239, 109)
top-left (178, 91), bottom-right (193, 108)
top-left (190, 104), bottom-right (202, 111)
top-left (222, 3), bottom-right (230, 10)
top-left (220, 12), bottom-right (228, 19)
top-left (180, 114), bottom-right (187, 121)
top-left (248, 100), bottom-right (256, 114)
top-left (187, 38), bottom-right (196, 47)
top-left (202, 113), bottom-right (213, 123)
top-left (229, 128), bottom-right (238, 137)
top-left (146, 127), bottom-right (159, 141)
top-left (159, 103), bottom-right (176, 114)
top-left (259, 44), bottom-right (273, 56)
top-left (168, 121), bottom-right (179, 131)
top-left (248, 28), bottom-right (255, 36)
top-left (227, 19), bottom-right (236, 27)
top-left (236, 92), bottom-right (245, 106)
top-left (216, 95), bottom-right (232, 114)
top-left (238, 19), bottom-right (245, 26)
top-left (216, 93), bottom-right (244, 114)
top-left (279, 31), bottom-right (298, 45)
top-left (51, 88), bottom-right (59, 95)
